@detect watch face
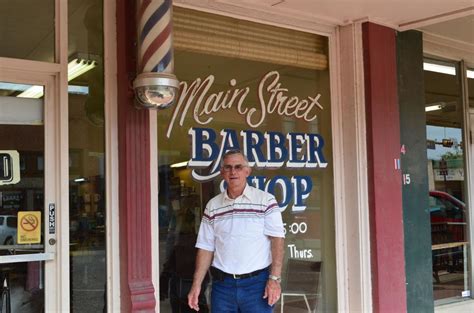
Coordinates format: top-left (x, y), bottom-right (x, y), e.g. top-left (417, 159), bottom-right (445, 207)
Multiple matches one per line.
top-left (269, 275), bottom-right (281, 282)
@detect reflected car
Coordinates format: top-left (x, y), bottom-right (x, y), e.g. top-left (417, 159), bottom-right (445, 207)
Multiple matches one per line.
top-left (430, 191), bottom-right (467, 280)
top-left (0, 215), bottom-right (17, 245)
top-left (429, 191), bottom-right (466, 244)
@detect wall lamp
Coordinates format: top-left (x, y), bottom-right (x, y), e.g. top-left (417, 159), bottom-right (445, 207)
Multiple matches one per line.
top-left (133, 0), bottom-right (179, 109)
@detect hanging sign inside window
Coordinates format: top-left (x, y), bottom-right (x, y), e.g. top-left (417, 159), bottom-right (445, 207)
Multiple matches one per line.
top-left (0, 150), bottom-right (20, 186)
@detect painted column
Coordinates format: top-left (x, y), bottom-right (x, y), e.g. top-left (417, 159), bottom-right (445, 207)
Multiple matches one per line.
top-left (362, 22), bottom-right (407, 313)
top-left (117, 0), bottom-right (155, 311)
top-left (398, 30), bottom-right (434, 312)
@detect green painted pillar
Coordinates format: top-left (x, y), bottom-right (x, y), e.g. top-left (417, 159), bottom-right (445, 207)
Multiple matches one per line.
top-left (397, 30), bottom-right (434, 313)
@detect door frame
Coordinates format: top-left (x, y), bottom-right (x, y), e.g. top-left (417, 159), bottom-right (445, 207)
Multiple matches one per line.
top-left (0, 58), bottom-right (69, 312)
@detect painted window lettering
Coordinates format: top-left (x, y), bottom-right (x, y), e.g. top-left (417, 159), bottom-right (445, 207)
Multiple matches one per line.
top-left (166, 71), bottom-right (324, 138)
top-left (188, 128), bottom-right (327, 172)
top-left (188, 127), bottom-right (326, 212)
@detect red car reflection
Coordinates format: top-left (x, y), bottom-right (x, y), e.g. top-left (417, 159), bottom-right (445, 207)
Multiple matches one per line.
top-left (429, 191), bottom-right (466, 244)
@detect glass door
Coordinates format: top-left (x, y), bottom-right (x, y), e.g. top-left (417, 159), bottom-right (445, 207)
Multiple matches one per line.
top-left (0, 72), bottom-right (59, 312)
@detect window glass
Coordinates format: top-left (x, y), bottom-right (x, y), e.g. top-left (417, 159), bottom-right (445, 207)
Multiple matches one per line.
top-left (0, 0), bottom-right (55, 62)
top-left (158, 8), bottom-right (336, 312)
top-left (468, 68), bottom-right (474, 109)
top-left (68, 1), bottom-right (106, 312)
top-left (424, 59), bottom-right (469, 302)
top-left (6, 216), bottom-right (17, 228)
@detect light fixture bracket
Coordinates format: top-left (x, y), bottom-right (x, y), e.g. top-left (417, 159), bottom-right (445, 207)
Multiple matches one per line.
top-left (133, 72), bottom-right (180, 109)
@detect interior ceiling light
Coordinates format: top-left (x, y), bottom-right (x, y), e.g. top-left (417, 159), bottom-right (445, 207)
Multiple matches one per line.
top-left (6, 84), bottom-right (88, 98)
top-left (67, 58), bottom-right (97, 81)
top-left (16, 85), bottom-right (44, 99)
top-left (170, 161), bottom-right (188, 168)
top-left (423, 62), bottom-right (456, 76)
top-left (425, 102), bottom-right (445, 112)
top-left (17, 58), bottom-right (97, 99)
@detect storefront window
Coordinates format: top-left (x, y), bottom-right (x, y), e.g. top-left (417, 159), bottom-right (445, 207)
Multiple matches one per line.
top-left (158, 8), bottom-right (336, 312)
top-left (424, 59), bottom-right (469, 302)
top-left (68, 1), bottom-right (106, 312)
top-left (0, 0), bottom-right (55, 62)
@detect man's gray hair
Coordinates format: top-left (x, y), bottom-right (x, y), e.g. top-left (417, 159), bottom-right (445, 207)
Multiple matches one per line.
top-left (220, 149), bottom-right (249, 167)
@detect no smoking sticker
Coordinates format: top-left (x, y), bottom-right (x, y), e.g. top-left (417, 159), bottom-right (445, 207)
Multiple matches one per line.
top-left (18, 211), bottom-right (41, 244)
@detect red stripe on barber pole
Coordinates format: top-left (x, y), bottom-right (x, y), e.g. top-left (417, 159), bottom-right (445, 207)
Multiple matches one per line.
top-left (137, 0), bottom-right (152, 21)
top-left (140, 22), bottom-right (172, 72)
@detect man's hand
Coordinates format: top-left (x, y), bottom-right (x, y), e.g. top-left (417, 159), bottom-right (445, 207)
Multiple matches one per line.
top-left (188, 249), bottom-right (213, 311)
top-left (263, 279), bottom-right (281, 306)
top-left (188, 284), bottom-right (201, 311)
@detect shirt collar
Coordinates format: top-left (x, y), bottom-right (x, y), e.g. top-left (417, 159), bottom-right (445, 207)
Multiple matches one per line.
top-left (223, 184), bottom-right (252, 202)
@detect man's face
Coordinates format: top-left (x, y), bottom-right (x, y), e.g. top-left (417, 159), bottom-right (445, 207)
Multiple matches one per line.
top-left (220, 153), bottom-right (251, 191)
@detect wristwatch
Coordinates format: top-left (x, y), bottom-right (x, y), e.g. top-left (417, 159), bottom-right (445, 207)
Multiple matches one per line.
top-left (268, 275), bottom-right (281, 283)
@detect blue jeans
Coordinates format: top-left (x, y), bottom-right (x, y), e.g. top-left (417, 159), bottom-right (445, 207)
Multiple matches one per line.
top-left (211, 268), bottom-right (273, 313)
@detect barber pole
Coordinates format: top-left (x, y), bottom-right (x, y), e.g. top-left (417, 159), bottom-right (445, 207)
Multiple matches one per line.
top-left (137, 0), bottom-right (174, 73)
top-left (133, 0), bottom-right (179, 109)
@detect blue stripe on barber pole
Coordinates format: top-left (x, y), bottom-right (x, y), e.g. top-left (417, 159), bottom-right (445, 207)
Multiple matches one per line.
top-left (140, 0), bottom-right (170, 43)
top-left (153, 49), bottom-right (172, 72)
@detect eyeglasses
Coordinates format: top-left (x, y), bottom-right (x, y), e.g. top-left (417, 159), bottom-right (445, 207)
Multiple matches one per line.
top-left (222, 164), bottom-right (247, 172)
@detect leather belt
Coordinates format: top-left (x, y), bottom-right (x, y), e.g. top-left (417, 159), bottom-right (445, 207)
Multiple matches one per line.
top-left (211, 266), bottom-right (269, 280)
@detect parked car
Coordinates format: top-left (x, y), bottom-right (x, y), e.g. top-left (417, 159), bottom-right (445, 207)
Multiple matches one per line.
top-left (429, 190), bottom-right (466, 244)
top-left (0, 215), bottom-right (17, 245)
top-left (429, 191), bottom-right (466, 281)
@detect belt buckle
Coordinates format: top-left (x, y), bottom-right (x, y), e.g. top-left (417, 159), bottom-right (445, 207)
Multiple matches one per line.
top-left (233, 273), bottom-right (240, 279)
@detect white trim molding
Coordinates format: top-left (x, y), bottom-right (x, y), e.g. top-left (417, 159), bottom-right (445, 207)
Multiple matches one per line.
top-left (104, 0), bottom-right (121, 311)
top-left (333, 22), bottom-right (372, 312)
top-left (423, 32), bottom-right (474, 65)
top-left (56, 0), bottom-right (70, 311)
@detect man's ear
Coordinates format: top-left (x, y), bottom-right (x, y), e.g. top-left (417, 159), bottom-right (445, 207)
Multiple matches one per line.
top-left (245, 166), bottom-right (252, 177)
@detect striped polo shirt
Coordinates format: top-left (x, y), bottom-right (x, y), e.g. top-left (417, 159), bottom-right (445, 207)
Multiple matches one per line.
top-left (196, 185), bottom-right (285, 275)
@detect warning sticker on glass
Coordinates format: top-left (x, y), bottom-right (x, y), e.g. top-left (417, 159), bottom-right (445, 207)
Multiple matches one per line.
top-left (18, 211), bottom-right (41, 244)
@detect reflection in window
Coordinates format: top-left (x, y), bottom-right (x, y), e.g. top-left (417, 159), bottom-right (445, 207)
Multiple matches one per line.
top-left (425, 59), bottom-right (469, 302)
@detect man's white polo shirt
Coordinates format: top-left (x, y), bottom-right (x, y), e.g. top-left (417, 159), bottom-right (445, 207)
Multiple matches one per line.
top-left (196, 185), bottom-right (285, 275)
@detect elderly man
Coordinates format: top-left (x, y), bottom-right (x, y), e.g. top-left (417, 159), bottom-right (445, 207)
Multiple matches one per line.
top-left (188, 149), bottom-right (285, 312)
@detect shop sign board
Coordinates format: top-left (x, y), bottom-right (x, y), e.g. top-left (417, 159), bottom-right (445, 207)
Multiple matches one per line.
top-left (17, 211), bottom-right (41, 244)
top-left (434, 168), bottom-right (464, 181)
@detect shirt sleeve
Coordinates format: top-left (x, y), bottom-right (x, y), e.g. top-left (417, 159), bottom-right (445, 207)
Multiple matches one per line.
top-left (195, 206), bottom-right (215, 251)
top-left (263, 195), bottom-right (285, 238)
